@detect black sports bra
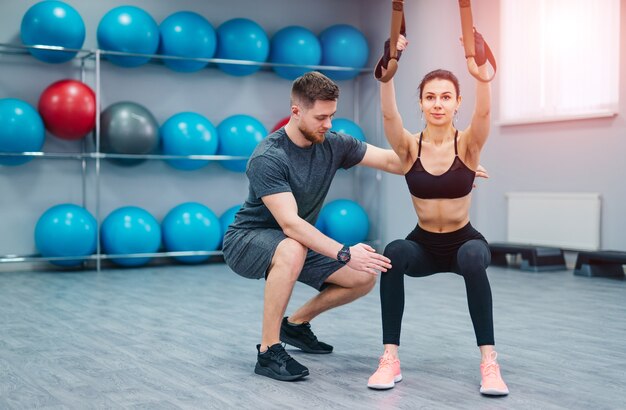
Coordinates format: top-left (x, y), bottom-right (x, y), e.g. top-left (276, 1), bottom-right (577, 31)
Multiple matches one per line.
top-left (404, 130), bottom-right (475, 199)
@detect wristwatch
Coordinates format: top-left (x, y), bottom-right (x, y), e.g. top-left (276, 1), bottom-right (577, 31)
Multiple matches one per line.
top-left (337, 245), bottom-right (351, 264)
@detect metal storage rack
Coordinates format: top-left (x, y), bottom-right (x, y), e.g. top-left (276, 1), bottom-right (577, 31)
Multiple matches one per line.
top-left (0, 42), bottom-right (381, 271)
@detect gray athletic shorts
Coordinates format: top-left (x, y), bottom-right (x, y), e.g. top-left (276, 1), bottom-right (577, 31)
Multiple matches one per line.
top-left (223, 227), bottom-right (344, 290)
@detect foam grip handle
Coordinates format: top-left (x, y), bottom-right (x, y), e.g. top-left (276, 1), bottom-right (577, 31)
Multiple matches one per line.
top-left (374, 38), bottom-right (404, 82)
top-left (382, 38), bottom-right (403, 68)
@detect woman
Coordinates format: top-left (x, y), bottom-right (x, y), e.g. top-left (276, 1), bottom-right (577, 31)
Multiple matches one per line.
top-left (367, 36), bottom-right (509, 396)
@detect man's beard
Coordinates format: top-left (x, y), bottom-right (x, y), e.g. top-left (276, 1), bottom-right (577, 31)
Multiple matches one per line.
top-left (299, 126), bottom-right (326, 144)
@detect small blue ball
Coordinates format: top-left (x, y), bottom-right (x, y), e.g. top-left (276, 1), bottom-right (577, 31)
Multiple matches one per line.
top-left (162, 202), bottom-right (221, 264)
top-left (319, 24), bottom-right (369, 81)
top-left (318, 199), bottom-right (369, 245)
top-left (97, 6), bottom-right (159, 67)
top-left (159, 11), bottom-right (216, 72)
top-left (0, 99), bottom-right (45, 166)
top-left (216, 18), bottom-right (269, 76)
top-left (35, 204), bottom-right (97, 267)
top-left (331, 118), bottom-right (366, 142)
top-left (101, 206), bottom-right (161, 266)
top-left (21, 1), bottom-right (86, 63)
top-left (161, 112), bottom-right (219, 171)
top-left (217, 115), bottom-right (267, 172)
top-left (270, 26), bottom-right (321, 80)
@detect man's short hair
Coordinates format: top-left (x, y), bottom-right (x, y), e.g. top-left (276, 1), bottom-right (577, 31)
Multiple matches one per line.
top-left (291, 71), bottom-right (339, 109)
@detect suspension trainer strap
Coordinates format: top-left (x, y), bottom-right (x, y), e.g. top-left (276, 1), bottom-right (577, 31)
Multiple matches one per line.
top-left (375, 0), bottom-right (406, 82)
top-left (458, 0), bottom-right (497, 83)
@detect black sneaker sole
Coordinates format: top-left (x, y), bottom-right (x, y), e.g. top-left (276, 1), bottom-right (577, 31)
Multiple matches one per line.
top-left (254, 363), bottom-right (309, 381)
top-left (280, 333), bottom-right (333, 354)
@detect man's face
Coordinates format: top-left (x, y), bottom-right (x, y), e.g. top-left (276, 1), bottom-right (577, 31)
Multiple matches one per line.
top-left (294, 99), bottom-right (337, 144)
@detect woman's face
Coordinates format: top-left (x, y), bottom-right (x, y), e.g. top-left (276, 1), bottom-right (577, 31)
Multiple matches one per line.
top-left (420, 79), bottom-right (460, 126)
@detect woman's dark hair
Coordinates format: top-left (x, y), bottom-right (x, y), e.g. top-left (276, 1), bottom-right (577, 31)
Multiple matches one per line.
top-left (418, 69), bottom-right (460, 100)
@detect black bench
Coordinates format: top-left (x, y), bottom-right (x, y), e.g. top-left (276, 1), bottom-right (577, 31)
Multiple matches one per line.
top-left (489, 242), bottom-right (567, 272)
top-left (574, 250), bottom-right (626, 279)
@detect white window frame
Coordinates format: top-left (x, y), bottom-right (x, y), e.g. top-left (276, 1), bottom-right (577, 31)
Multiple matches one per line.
top-left (499, 0), bottom-right (620, 126)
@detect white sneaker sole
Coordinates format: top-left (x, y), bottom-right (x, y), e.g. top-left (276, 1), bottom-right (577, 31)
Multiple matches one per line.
top-left (480, 386), bottom-right (509, 396)
top-left (368, 374), bottom-right (403, 390)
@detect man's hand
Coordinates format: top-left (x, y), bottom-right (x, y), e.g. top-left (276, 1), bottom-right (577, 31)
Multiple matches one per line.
top-left (346, 243), bottom-right (392, 275)
top-left (473, 164), bottom-right (489, 189)
top-left (476, 164), bottom-right (489, 179)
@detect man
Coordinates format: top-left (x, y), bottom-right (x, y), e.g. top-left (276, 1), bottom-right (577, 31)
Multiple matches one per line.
top-left (223, 71), bottom-right (404, 381)
top-left (223, 71), bottom-right (486, 382)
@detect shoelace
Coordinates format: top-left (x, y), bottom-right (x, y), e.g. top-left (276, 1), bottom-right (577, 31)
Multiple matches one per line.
top-left (378, 355), bottom-right (397, 370)
top-left (298, 322), bottom-right (319, 342)
top-left (481, 351), bottom-right (499, 379)
top-left (482, 360), bottom-right (499, 379)
top-left (270, 343), bottom-right (293, 364)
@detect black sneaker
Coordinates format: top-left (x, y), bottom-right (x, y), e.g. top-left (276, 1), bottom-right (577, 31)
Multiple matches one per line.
top-left (254, 343), bottom-right (309, 381)
top-left (280, 317), bottom-right (333, 354)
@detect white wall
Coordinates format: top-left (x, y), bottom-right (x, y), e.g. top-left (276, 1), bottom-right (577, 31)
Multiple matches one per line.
top-left (363, 0), bottom-right (626, 252)
top-left (475, 1), bottom-right (626, 251)
top-left (0, 0), bottom-right (372, 263)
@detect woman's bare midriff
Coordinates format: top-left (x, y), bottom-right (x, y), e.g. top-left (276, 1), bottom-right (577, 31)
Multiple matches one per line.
top-left (411, 194), bottom-right (472, 233)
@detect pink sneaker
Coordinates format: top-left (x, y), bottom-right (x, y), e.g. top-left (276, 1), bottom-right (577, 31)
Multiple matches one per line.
top-left (480, 351), bottom-right (509, 396)
top-left (367, 354), bottom-right (402, 390)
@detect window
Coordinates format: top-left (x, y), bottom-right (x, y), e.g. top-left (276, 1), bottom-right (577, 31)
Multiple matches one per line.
top-left (499, 0), bottom-right (620, 125)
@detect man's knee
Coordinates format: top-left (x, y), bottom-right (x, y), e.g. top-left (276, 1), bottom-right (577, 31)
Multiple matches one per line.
top-left (269, 238), bottom-right (307, 281)
top-left (350, 269), bottom-right (377, 294)
top-left (364, 273), bottom-right (377, 291)
top-left (325, 265), bottom-right (377, 294)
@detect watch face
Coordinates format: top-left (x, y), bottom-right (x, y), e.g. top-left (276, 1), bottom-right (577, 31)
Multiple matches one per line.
top-left (338, 247), bottom-right (350, 263)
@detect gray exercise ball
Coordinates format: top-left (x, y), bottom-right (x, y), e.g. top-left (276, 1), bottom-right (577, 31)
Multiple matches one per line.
top-left (100, 101), bottom-right (159, 166)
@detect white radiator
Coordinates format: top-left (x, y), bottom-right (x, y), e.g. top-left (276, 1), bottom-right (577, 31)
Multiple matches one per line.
top-left (506, 192), bottom-right (601, 250)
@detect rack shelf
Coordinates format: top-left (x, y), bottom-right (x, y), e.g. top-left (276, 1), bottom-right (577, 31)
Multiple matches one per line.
top-left (0, 42), bottom-right (380, 271)
top-left (0, 42), bottom-right (373, 75)
top-left (0, 151), bottom-right (248, 161)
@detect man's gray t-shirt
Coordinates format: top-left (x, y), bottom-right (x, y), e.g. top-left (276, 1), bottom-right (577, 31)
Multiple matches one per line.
top-left (222, 128), bottom-right (367, 288)
top-left (229, 128), bottom-right (367, 231)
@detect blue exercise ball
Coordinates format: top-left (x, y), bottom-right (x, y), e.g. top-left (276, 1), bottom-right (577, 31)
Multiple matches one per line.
top-left (160, 112), bottom-right (218, 171)
top-left (319, 199), bottom-right (369, 245)
top-left (219, 204), bottom-right (241, 247)
top-left (34, 204), bottom-right (97, 267)
top-left (319, 24), bottom-right (369, 81)
top-left (0, 98), bottom-right (45, 166)
top-left (97, 6), bottom-right (159, 67)
top-left (101, 206), bottom-right (161, 267)
top-left (159, 11), bottom-right (216, 72)
top-left (216, 18), bottom-right (269, 76)
top-left (162, 202), bottom-right (221, 264)
top-left (270, 26), bottom-right (321, 80)
top-left (315, 205), bottom-right (328, 234)
top-left (331, 118), bottom-right (366, 142)
top-left (217, 114), bottom-right (267, 172)
top-left (20, 1), bottom-right (86, 63)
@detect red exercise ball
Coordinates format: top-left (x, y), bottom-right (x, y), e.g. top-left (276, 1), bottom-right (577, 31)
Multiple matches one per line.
top-left (38, 79), bottom-right (96, 140)
top-left (271, 116), bottom-right (290, 132)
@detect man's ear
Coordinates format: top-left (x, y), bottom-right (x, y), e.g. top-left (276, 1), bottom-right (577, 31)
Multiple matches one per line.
top-left (291, 105), bottom-right (300, 118)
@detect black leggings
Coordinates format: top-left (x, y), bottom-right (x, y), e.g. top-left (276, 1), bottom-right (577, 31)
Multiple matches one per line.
top-left (380, 223), bottom-right (494, 346)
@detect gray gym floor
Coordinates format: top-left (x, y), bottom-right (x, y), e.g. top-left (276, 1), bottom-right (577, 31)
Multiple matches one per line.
top-left (1, 262), bottom-right (624, 409)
